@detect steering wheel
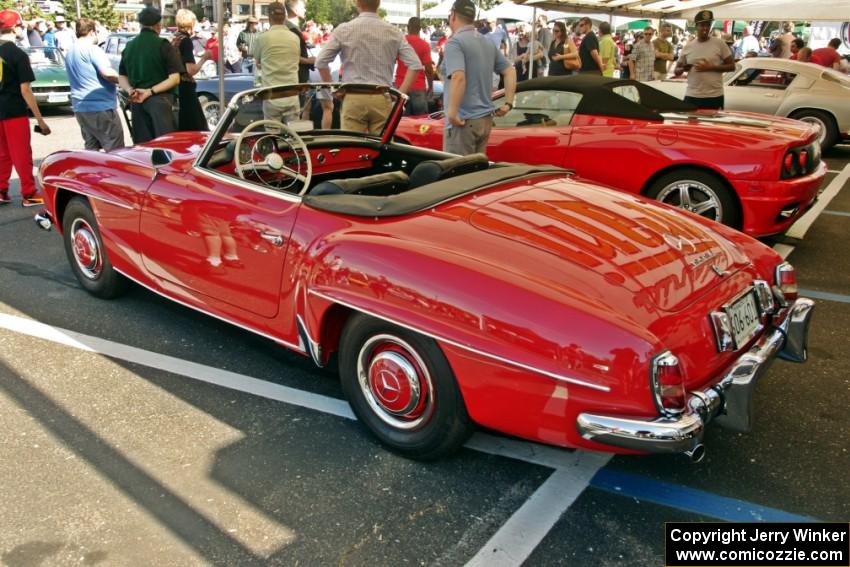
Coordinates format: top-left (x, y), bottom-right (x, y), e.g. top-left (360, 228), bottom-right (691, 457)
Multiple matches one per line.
top-left (234, 119), bottom-right (312, 193)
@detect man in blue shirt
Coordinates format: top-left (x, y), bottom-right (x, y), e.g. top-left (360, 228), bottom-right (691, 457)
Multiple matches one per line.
top-left (441, 0), bottom-right (515, 155)
top-left (64, 18), bottom-right (124, 151)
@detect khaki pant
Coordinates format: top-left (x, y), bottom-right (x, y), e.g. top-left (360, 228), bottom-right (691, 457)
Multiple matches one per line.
top-left (443, 115), bottom-right (494, 155)
top-left (653, 71), bottom-right (668, 81)
top-left (341, 93), bottom-right (393, 135)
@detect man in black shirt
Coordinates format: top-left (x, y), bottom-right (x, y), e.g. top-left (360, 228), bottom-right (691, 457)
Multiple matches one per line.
top-left (577, 17), bottom-right (603, 75)
top-left (0, 10), bottom-right (51, 207)
top-left (117, 7), bottom-right (182, 143)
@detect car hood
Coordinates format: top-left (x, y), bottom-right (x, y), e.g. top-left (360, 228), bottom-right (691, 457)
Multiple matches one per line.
top-left (32, 65), bottom-right (69, 86)
top-left (468, 180), bottom-right (751, 313)
top-left (660, 110), bottom-right (818, 143)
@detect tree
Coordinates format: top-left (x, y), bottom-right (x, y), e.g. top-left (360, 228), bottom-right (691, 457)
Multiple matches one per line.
top-left (60, 0), bottom-right (119, 28)
top-left (0, 0), bottom-right (17, 11)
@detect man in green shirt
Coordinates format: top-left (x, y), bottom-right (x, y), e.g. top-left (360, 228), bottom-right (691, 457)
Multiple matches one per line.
top-left (597, 22), bottom-right (617, 78)
top-left (653, 23), bottom-right (674, 80)
top-left (118, 6), bottom-right (181, 143)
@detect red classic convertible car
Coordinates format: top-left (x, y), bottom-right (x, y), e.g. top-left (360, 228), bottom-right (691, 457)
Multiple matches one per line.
top-left (35, 84), bottom-right (814, 461)
top-left (396, 76), bottom-right (826, 238)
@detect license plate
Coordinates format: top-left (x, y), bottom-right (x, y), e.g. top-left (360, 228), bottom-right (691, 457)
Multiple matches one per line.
top-left (47, 93), bottom-right (68, 103)
top-left (727, 291), bottom-right (760, 348)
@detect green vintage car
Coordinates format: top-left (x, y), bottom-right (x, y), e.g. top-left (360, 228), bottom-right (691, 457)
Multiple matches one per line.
top-left (25, 46), bottom-right (71, 107)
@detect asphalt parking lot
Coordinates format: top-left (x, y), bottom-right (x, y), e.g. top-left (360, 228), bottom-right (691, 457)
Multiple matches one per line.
top-left (0, 107), bottom-right (848, 566)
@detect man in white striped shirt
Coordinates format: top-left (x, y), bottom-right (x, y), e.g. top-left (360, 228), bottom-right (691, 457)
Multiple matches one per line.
top-left (315, 0), bottom-right (423, 134)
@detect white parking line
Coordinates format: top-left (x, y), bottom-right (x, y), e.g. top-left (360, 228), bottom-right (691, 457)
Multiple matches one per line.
top-left (786, 163), bottom-right (850, 239)
top-left (772, 243), bottom-right (795, 260)
top-left (0, 311), bottom-right (608, 566)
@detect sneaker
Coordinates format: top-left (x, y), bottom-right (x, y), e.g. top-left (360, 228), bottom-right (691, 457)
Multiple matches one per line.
top-left (0, 193), bottom-right (10, 206)
top-left (21, 196), bottom-right (45, 207)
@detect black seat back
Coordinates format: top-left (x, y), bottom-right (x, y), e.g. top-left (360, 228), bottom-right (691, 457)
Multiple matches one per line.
top-left (309, 171), bottom-right (409, 197)
top-left (408, 153), bottom-right (490, 189)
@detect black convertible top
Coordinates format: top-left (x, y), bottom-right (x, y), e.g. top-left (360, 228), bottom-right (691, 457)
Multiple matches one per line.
top-left (303, 164), bottom-right (567, 218)
top-left (516, 75), bottom-right (697, 121)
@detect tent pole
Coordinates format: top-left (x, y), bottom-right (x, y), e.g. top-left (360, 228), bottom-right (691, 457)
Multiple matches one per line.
top-left (218, 0), bottom-right (225, 108)
top-left (530, 7), bottom-right (537, 79)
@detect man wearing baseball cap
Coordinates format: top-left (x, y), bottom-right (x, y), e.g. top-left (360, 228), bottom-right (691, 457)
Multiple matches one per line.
top-left (237, 16), bottom-right (260, 74)
top-left (673, 10), bottom-right (734, 109)
top-left (0, 10), bottom-right (51, 207)
top-left (441, 0), bottom-right (515, 154)
top-left (118, 6), bottom-right (181, 143)
top-left (53, 14), bottom-right (75, 54)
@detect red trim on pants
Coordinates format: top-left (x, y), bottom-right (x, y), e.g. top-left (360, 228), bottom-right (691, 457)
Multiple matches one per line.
top-left (0, 116), bottom-right (36, 198)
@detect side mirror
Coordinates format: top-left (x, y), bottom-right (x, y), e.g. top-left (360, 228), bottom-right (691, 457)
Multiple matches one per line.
top-left (151, 148), bottom-right (173, 168)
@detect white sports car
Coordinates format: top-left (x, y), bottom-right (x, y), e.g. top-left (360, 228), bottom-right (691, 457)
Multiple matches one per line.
top-left (651, 58), bottom-right (850, 150)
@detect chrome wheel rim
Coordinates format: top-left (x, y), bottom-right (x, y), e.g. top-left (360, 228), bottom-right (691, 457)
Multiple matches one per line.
top-left (797, 116), bottom-right (827, 147)
top-left (357, 334), bottom-right (435, 430)
top-left (656, 180), bottom-right (723, 222)
top-left (71, 218), bottom-right (102, 280)
top-left (202, 101), bottom-right (221, 129)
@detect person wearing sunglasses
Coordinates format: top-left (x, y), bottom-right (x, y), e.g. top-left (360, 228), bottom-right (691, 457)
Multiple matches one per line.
top-left (548, 20), bottom-right (579, 76)
top-left (629, 26), bottom-right (656, 82)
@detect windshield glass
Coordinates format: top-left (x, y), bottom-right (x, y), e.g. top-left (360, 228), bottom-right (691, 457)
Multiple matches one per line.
top-left (25, 46), bottom-right (64, 66)
top-left (221, 84), bottom-right (401, 139)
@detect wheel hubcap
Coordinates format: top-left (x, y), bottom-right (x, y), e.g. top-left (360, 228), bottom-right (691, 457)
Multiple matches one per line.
top-left (357, 335), bottom-right (434, 430)
top-left (656, 180), bottom-right (723, 222)
top-left (71, 218), bottom-right (102, 280)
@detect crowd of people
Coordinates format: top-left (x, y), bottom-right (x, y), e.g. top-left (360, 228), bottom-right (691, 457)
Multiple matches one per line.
top-left (1, 0), bottom-right (849, 207)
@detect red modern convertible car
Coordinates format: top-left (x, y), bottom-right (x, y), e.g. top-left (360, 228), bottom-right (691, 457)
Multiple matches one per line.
top-left (35, 84), bottom-right (813, 461)
top-left (396, 76), bottom-right (826, 238)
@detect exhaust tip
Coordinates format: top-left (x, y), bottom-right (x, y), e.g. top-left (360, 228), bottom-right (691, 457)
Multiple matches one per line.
top-left (684, 444), bottom-right (706, 463)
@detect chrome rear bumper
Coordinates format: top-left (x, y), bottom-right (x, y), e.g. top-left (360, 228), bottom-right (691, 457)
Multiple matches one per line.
top-left (577, 298), bottom-right (815, 455)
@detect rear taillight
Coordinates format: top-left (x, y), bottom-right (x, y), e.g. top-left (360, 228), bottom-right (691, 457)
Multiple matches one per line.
top-left (783, 152), bottom-right (798, 177)
top-left (798, 150), bottom-right (808, 173)
top-left (650, 351), bottom-right (686, 416)
top-left (775, 262), bottom-right (798, 302)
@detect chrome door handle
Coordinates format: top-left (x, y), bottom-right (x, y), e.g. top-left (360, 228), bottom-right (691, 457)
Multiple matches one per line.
top-left (260, 232), bottom-right (285, 247)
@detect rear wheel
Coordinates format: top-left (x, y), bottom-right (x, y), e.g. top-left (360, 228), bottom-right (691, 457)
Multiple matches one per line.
top-left (339, 314), bottom-right (473, 460)
top-left (790, 109), bottom-right (838, 150)
top-left (647, 168), bottom-right (740, 229)
top-left (62, 197), bottom-right (127, 299)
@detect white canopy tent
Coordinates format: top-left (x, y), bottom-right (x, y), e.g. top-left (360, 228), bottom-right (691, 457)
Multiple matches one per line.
top-left (681, 0), bottom-right (850, 22)
top-left (421, 0), bottom-right (457, 19)
top-left (482, 2), bottom-right (617, 22)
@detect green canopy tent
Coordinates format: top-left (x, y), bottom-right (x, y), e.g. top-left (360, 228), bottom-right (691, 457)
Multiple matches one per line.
top-left (616, 19), bottom-right (652, 31)
top-left (712, 20), bottom-right (747, 33)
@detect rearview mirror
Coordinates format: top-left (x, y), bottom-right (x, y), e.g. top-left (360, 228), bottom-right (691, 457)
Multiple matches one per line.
top-left (151, 148), bottom-right (173, 168)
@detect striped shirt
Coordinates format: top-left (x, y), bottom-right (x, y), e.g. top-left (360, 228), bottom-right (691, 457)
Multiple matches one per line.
top-left (315, 12), bottom-right (422, 86)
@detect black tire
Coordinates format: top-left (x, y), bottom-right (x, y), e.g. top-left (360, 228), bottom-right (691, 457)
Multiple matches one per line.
top-left (646, 168), bottom-right (741, 229)
top-left (790, 109), bottom-right (839, 151)
top-left (339, 313), bottom-right (473, 460)
top-left (62, 197), bottom-right (128, 299)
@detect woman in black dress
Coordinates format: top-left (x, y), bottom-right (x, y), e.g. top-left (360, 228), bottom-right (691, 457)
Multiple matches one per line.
top-left (547, 21), bottom-right (579, 76)
top-left (173, 9), bottom-right (210, 131)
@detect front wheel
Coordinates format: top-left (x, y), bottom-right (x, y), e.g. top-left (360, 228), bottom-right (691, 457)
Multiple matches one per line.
top-left (62, 197), bottom-right (128, 299)
top-left (647, 169), bottom-right (740, 229)
top-left (339, 314), bottom-right (473, 460)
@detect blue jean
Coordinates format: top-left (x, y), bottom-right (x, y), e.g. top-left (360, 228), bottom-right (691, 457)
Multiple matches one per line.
top-left (404, 89), bottom-right (429, 116)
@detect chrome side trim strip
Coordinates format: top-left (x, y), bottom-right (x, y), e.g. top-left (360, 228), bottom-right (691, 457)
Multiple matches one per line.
top-left (193, 167), bottom-right (303, 204)
top-left (51, 184), bottom-right (136, 210)
top-left (113, 267), bottom-right (305, 354)
top-left (296, 314), bottom-right (324, 368)
top-left (307, 289), bottom-right (610, 392)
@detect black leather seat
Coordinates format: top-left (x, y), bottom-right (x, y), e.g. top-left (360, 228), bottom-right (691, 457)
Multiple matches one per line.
top-left (309, 171), bottom-right (409, 196)
top-left (408, 153), bottom-right (490, 190)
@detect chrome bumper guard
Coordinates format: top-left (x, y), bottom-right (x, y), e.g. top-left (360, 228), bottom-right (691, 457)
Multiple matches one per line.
top-left (577, 298), bottom-right (815, 454)
top-left (34, 210), bottom-right (53, 231)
